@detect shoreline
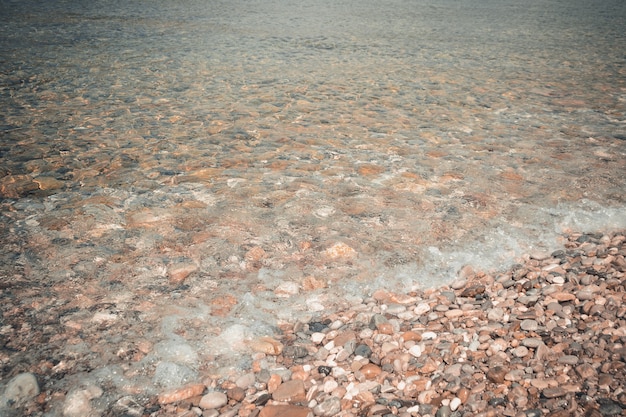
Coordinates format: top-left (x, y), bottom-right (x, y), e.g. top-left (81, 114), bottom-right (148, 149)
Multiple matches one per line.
top-left (4, 230), bottom-right (623, 416)
top-left (151, 230), bottom-right (626, 417)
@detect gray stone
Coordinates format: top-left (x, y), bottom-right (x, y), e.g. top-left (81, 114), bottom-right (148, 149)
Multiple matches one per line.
top-left (313, 396), bottom-right (341, 416)
top-left (2, 372), bottom-right (39, 406)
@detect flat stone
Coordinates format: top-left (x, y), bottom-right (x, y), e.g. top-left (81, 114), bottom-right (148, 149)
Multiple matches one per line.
top-left (258, 404), bottom-right (313, 417)
top-left (272, 380), bottom-right (306, 403)
top-left (542, 387), bottom-right (567, 398)
top-left (557, 355), bottom-right (579, 365)
top-left (520, 319), bottom-right (539, 331)
top-left (575, 363), bottom-right (597, 379)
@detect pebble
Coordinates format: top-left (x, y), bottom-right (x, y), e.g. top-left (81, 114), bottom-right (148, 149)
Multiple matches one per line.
top-left (199, 392), bottom-right (228, 409)
top-left (0, 372), bottom-right (40, 407)
top-left (312, 396), bottom-right (341, 416)
top-left (62, 384), bottom-right (104, 417)
top-left (272, 380), bottom-right (306, 402)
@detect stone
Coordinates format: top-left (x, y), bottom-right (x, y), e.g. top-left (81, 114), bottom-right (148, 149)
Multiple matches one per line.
top-left (542, 387), bottom-right (566, 398)
top-left (1, 372), bottom-right (40, 406)
top-left (575, 363), bottom-right (596, 379)
top-left (235, 372), bottom-right (256, 389)
top-left (312, 396), bottom-right (341, 416)
top-left (249, 337), bottom-right (284, 355)
top-left (460, 285), bottom-right (486, 298)
top-left (521, 319), bottom-right (539, 331)
top-left (487, 366), bottom-right (508, 384)
top-left (449, 397), bottom-right (462, 411)
top-left (258, 404), bottom-right (313, 417)
top-left (158, 383), bottom-right (205, 404)
top-left (63, 384), bottom-right (104, 417)
top-left (360, 363), bottom-right (382, 379)
top-left (512, 346), bottom-right (530, 357)
top-left (226, 387), bottom-right (245, 402)
top-left (199, 391), bottom-right (228, 409)
top-left (272, 380), bottom-right (306, 403)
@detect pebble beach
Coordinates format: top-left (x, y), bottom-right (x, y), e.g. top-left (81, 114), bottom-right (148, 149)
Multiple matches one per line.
top-left (1, 0), bottom-right (626, 416)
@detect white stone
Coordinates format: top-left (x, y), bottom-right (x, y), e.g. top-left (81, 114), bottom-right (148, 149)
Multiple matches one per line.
top-left (450, 397), bottom-right (462, 411)
top-left (311, 332), bottom-right (326, 344)
top-left (421, 331), bottom-right (437, 340)
top-left (408, 345), bottom-right (422, 358)
top-left (413, 303), bottom-right (431, 315)
top-left (323, 379), bottom-right (338, 393)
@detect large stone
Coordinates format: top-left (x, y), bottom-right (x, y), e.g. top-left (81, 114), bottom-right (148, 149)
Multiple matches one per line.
top-left (2, 372), bottom-right (40, 405)
top-left (272, 380), bottom-right (306, 403)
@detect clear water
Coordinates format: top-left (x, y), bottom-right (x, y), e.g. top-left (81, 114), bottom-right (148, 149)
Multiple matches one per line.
top-left (1, 0), bottom-right (625, 405)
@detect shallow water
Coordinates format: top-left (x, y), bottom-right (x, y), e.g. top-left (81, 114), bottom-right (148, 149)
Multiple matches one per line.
top-left (1, 0), bottom-right (625, 409)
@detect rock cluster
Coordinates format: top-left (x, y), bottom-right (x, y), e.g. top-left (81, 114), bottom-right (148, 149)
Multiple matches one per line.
top-left (150, 231), bottom-right (626, 417)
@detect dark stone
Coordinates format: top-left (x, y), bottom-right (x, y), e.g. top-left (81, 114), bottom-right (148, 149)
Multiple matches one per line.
top-left (283, 345), bottom-right (308, 359)
top-left (308, 321), bottom-right (327, 332)
top-left (488, 397), bottom-right (507, 407)
top-left (254, 393), bottom-right (271, 406)
top-left (460, 284), bottom-right (486, 298)
top-left (354, 344), bottom-right (373, 358)
top-left (487, 366), bottom-right (507, 384)
top-left (597, 399), bottom-right (623, 416)
top-left (317, 366), bottom-right (332, 376)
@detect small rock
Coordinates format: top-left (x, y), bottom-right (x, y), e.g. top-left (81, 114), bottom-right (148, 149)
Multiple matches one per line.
top-left (521, 319), bottom-right (539, 331)
top-left (226, 387), bottom-right (245, 402)
top-left (575, 363), bottom-right (597, 379)
top-left (449, 397), bottom-right (462, 411)
top-left (312, 396), bottom-right (341, 416)
top-left (360, 363), bottom-right (382, 379)
top-left (2, 372), bottom-right (40, 406)
top-left (249, 337), bottom-right (284, 355)
top-left (63, 384), bottom-right (104, 417)
top-left (199, 391), bottom-right (228, 410)
top-left (235, 372), bottom-right (256, 389)
top-left (487, 366), bottom-right (508, 384)
top-left (258, 404), bottom-right (313, 417)
top-left (557, 355), bottom-right (578, 365)
top-left (460, 284), bottom-right (485, 298)
top-left (598, 399), bottom-right (623, 416)
top-left (512, 346), bottom-right (529, 357)
top-left (273, 380), bottom-right (306, 403)
top-left (542, 387), bottom-right (566, 398)
top-left (436, 405), bottom-right (452, 417)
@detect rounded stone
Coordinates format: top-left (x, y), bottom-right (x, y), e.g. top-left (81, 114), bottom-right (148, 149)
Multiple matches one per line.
top-left (2, 372), bottom-right (40, 405)
top-left (199, 392), bottom-right (228, 410)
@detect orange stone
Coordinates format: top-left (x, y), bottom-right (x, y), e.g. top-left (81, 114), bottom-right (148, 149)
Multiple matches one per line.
top-left (258, 405), bottom-right (312, 417)
top-left (158, 383), bottom-right (205, 404)
top-left (267, 374), bottom-right (282, 393)
top-left (272, 379), bottom-right (306, 403)
top-left (377, 322), bottom-right (394, 335)
top-left (401, 331), bottom-right (422, 342)
top-left (360, 363), bottom-right (382, 380)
